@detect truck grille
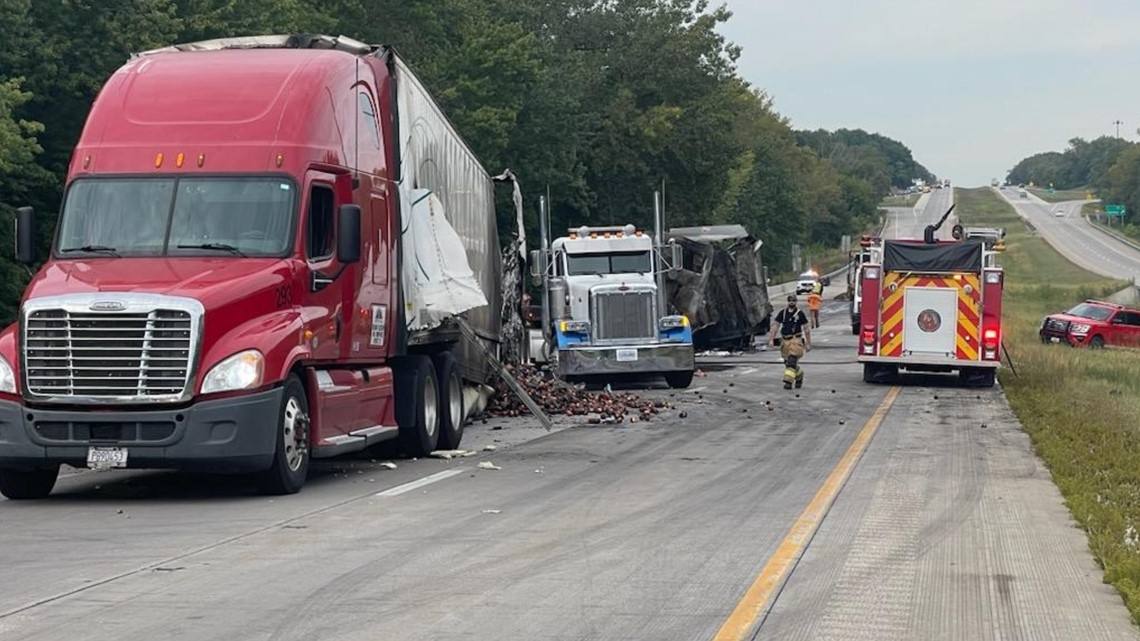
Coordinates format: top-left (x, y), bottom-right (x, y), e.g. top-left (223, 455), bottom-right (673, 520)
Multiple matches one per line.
top-left (593, 290), bottom-right (656, 341)
top-left (24, 308), bottom-right (194, 400)
top-left (1045, 318), bottom-right (1069, 332)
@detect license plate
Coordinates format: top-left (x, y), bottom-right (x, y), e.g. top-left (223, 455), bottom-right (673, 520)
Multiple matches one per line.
top-left (615, 348), bottom-right (638, 362)
top-left (87, 446), bottom-right (128, 470)
top-left (1050, 337), bottom-right (1060, 343)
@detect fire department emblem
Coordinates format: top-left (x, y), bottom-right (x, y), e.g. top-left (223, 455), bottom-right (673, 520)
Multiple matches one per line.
top-left (917, 309), bottom-right (942, 333)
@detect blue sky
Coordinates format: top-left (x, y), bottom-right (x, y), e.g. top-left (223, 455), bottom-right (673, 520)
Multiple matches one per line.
top-left (717, 0), bottom-right (1140, 186)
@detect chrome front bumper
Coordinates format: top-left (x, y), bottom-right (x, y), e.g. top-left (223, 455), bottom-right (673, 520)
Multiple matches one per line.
top-left (558, 343), bottom-right (694, 377)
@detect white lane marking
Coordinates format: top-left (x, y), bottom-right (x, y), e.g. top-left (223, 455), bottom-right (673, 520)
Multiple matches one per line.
top-left (740, 368), bottom-right (758, 375)
top-left (375, 469), bottom-right (465, 497)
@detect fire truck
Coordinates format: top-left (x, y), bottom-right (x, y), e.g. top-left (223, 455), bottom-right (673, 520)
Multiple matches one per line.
top-left (856, 210), bottom-right (1006, 387)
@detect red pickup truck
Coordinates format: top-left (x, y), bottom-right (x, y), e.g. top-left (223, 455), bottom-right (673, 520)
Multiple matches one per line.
top-left (1039, 300), bottom-right (1140, 348)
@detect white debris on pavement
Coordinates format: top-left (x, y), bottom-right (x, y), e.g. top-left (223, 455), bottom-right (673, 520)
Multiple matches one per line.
top-left (477, 461), bottom-right (502, 471)
top-left (430, 449), bottom-right (477, 459)
top-left (483, 445), bottom-right (497, 452)
top-left (379, 462), bottom-right (398, 470)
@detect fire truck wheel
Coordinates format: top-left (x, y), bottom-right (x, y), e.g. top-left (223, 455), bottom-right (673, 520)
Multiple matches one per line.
top-left (0, 466), bottom-right (59, 500)
top-left (395, 355), bottom-right (440, 457)
top-left (960, 368), bottom-right (996, 388)
top-left (257, 374), bottom-right (310, 495)
top-left (862, 363), bottom-right (897, 384)
top-left (433, 351), bottom-right (465, 450)
top-left (851, 322), bottom-right (859, 335)
top-left (665, 370), bottom-right (694, 389)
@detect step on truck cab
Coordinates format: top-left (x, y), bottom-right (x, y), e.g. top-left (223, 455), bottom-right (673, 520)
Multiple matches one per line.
top-left (857, 224), bottom-right (1006, 387)
top-left (528, 193), bottom-right (695, 388)
top-left (0, 34), bottom-right (512, 499)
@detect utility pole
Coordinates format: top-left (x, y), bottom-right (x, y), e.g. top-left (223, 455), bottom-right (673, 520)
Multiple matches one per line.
top-left (1114, 119), bottom-right (1124, 138)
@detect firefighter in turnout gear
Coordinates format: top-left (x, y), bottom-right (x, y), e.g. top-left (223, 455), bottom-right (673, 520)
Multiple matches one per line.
top-left (769, 294), bottom-right (812, 389)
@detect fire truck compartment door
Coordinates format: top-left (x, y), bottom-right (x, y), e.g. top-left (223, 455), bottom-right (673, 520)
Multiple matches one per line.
top-left (903, 287), bottom-right (958, 357)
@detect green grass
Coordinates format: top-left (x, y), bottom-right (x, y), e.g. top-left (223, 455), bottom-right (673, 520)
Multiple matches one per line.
top-left (1027, 186), bottom-right (1093, 203)
top-left (956, 187), bottom-right (1140, 621)
top-left (881, 193), bottom-right (920, 207)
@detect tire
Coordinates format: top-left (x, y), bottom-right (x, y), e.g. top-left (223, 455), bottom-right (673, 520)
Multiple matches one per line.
top-left (665, 370), bottom-right (694, 389)
top-left (433, 351), bottom-right (465, 450)
top-left (863, 363), bottom-right (897, 384)
top-left (0, 466), bottom-right (59, 500)
top-left (851, 322), bottom-right (860, 336)
top-left (1090, 335), bottom-right (1106, 349)
top-left (394, 355), bottom-right (439, 457)
top-left (256, 374), bottom-right (311, 495)
top-left (959, 367), bottom-right (996, 388)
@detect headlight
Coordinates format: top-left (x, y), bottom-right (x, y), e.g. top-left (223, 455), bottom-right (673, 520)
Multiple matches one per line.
top-left (1070, 323), bottom-right (1091, 334)
top-left (201, 350), bottom-right (264, 394)
top-left (559, 320), bottom-right (590, 334)
top-left (0, 356), bottom-right (14, 394)
top-left (660, 315), bottom-right (689, 330)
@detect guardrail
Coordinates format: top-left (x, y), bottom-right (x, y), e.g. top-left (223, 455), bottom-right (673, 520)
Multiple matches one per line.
top-left (1088, 218), bottom-right (1140, 253)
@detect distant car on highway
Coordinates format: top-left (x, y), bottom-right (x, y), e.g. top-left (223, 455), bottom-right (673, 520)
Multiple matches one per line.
top-left (1039, 300), bottom-right (1140, 348)
top-left (796, 270), bottom-right (824, 295)
top-left (1054, 208), bottom-right (1065, 217)
top-left (1019, 190), bottom-right (1028, 198)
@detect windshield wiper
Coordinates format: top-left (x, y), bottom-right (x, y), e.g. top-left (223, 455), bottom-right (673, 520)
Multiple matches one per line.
top-left (177, 243), bottom-right (246, 257)
top-left (60, 245), bottom-right (119, 257)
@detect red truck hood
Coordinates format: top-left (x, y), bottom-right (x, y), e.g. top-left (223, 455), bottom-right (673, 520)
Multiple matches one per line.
top-left (24, 258), bottom-right (292, 309)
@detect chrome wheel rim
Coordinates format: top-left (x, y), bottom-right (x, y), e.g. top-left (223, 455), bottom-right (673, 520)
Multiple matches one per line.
top-left (282, 396), bottom-right (309, 472)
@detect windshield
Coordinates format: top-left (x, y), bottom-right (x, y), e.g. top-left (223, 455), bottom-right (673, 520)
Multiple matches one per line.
top-left (1065, 303), bottom-right (1113, 321)
top-left (56, 177), bottom-right (296, 257)
top-left (566, 251), bottom-right (652, 276)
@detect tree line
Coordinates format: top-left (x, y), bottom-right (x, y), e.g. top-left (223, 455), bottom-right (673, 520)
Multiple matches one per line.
top-left (0, 0), bottom-right (933, 323)
top-left (1006, 136), bottom-right (1140, 229)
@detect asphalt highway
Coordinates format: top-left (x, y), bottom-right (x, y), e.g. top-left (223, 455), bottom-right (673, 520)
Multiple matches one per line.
top-left (1, 185), bottom-right (1136, 639)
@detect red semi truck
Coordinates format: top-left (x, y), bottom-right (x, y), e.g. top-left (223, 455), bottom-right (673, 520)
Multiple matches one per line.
top-left (0, 34), bottom-right (512, 498)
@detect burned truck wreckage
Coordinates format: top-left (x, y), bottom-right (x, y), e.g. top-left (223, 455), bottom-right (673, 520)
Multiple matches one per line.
top-left (666, 225), bottom-right (773, 351)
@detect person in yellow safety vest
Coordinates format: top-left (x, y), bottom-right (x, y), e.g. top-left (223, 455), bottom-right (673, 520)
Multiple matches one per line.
top-left (769, 294), bottom-right (812, 389)
top-left (811, 280), bottom-right (824, 295)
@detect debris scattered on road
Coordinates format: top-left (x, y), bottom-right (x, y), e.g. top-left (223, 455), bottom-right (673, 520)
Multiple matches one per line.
top-left (481, 509), bottom-right (502, 515)
top-left (483, 445), bottom-right (497, 452)
top-left (695, 369), bottom-right (708, 378)
top-left (431, 449), bottom-right (477, 459)
top-left (483, 364), bottom-right (669, 425)
top-left (379, 461), bottom-right (398, 470)
top-left (477, 461), bottom-right (502, 471)
top-left (679, 411), bottom-right (688, 419)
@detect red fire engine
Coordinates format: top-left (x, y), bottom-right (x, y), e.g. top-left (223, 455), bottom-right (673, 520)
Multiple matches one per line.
top-left (856, 214), bottom-right (1005, 387)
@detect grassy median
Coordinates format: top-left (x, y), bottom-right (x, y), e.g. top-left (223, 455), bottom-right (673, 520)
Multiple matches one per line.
top-left (956, 187), bottom-right (1140, 621)
top-left (881, 193), bottom-right (921, 207)
top-left (1027, 186), bottom-right (1093, 203)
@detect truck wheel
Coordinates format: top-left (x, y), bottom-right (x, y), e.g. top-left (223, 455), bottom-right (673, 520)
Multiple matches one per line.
top-left (862, 363), bottom-right (897, 384)
top-left (665, 370), bottom-right (694, 389)
top-left (256, 374), bottom-right (311, 495)
top-left (395, 355), bottom-right (439, 457)
top-left (851, 322), bottom-right (859, 335)
top-left (960, 368), bottom-right (996, 388)
top-left (433, 351), bottom-right (465, 450)
top-left (1090, 335), bottom-right (1105, 349)
top-left (0, 466), bottom-right (59, 500)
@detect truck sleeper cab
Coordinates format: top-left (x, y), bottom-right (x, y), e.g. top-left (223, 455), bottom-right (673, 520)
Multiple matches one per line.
top-left (0, 34), bottom-right (504, 499)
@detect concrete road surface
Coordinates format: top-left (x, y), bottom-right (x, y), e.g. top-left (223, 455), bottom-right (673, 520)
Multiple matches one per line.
top-left (998, 188), bottom-right (1140, 281)
top-left (2, 304), bottom-right (1136, 639)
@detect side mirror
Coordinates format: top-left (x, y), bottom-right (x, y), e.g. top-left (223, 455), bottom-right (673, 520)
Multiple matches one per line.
top-left (529, 249), bottom-right (545, 286)
top-left (337, 204), bottom-right (361, 264)
top-left (15, 206), bottom-right (36, 265)
top-left (670, 243), bottom-right (682, 272)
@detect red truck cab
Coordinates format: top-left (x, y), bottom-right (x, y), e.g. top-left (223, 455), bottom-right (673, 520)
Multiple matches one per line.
top-left (0, 35), bottom-right (501, 499)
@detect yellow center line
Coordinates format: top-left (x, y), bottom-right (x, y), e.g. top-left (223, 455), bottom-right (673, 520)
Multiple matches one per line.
top-left (711, 386), bottom-right (902, 641)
